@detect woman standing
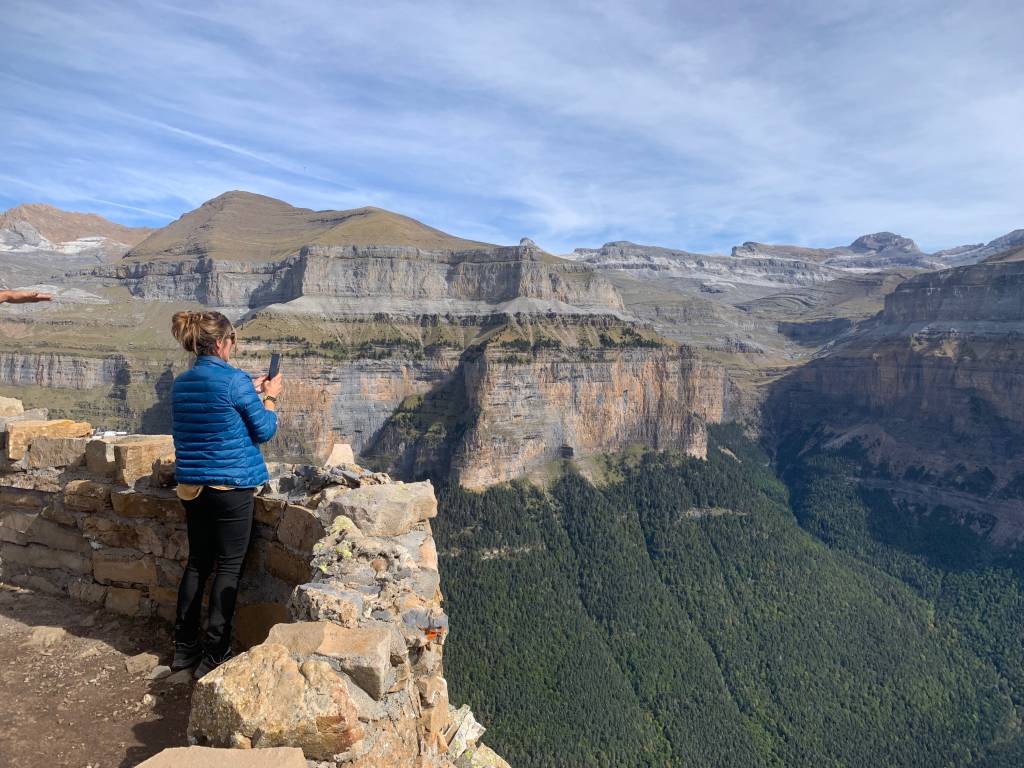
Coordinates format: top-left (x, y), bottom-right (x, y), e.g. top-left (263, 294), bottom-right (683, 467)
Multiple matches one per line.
top-left (168, 311), bottom-right (283, 677)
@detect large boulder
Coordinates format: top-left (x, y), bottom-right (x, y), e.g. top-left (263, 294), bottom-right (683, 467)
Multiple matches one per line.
top-left (267, 621), bottom-right (393, 700)
top-left (322, 481), bottom-right (437, 536)
top-left (189, 642), bottom-right (365, 760)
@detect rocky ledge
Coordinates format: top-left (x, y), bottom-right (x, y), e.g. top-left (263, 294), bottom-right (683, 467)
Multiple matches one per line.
top-left (0, 399), bottom-right (508, 767)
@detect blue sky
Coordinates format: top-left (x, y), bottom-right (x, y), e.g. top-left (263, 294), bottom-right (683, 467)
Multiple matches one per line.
top-left (2, 0), bottom-right (1022, 253)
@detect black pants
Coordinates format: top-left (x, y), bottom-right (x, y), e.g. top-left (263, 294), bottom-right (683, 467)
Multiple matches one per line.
top-left (173, 487), bottom-right (254, 656)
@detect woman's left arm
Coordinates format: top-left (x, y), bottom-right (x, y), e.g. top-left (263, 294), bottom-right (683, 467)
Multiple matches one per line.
top-left (232, 373), bottom-right (278, 444)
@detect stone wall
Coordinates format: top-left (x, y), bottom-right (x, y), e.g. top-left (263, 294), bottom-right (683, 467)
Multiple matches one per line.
top-left (0, 399), bottom-right (507, 767)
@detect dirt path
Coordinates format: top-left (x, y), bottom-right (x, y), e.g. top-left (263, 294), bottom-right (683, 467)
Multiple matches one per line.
top-left (0, 583), bottom-right (191, 768)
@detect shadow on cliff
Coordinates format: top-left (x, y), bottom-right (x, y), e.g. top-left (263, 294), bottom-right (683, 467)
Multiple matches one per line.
top-left (763, 355), bottom-right (1024, 577)
top-left (360, 358), bottom-right (476, 485)
top-left (138, 364), bottom-right (175, 434)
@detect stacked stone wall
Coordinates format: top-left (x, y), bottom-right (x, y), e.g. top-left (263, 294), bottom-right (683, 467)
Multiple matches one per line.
top-left (0, 399), bottom-right (507, 767)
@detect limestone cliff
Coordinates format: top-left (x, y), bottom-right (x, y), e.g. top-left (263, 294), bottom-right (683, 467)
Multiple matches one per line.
top-left (452, 345), bottom-right (726, 488)
top-left (100, 242), bottom-right (625, 317)
top-left (367, 325), bottom-right (728, 488)
top-left (769, 256), bottom-right (1024, 543)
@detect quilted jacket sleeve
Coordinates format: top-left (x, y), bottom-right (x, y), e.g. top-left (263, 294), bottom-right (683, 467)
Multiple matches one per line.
top-left (232, 372), bottom-right (278, 444)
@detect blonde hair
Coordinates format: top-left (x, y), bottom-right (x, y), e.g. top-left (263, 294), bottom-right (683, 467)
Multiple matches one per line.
top-left (171, 311), bottom-right (234, 356)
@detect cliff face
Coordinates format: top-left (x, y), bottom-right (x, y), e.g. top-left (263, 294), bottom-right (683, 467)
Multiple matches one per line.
top-left (0, 192), bottom-right (732, 491)
top-left (0, 351), bottom-right (128, 390)
top-left (97, 256), bottom-right (302, 307)
top-left (882, 259), bottom-right (1024, 323)
top-left (101, 243), bottom-right (625, 316)
top-left (453, 346), bottom-right (726, 487)
top-left (0, 347), bottom-right (461, 461)
top-left (0, 323), bottom-right (731, 490)
top-left (367, 338), bottom-right (727, 488)
top-left (769, 257), bottom-right (1024, 543)
top-left (568, 241), bottom-right (841, 288)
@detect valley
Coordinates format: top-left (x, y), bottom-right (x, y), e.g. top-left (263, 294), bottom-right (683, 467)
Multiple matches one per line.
top-left (2, 192), bottom-right (1023, 767)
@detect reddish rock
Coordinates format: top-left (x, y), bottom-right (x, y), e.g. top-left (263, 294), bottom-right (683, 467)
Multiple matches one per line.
top-left (267, 621), bottom-right (392, 700)
top-left (188, 643), bottom-right (364, 760)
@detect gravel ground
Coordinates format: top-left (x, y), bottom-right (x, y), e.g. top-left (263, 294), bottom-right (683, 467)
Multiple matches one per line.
top-left (0, 583), bottom-right (192, 767)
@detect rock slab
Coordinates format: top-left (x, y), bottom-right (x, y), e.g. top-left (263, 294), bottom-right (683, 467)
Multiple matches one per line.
top-left (188, 642), bottom-right (364, 760)
top-left (136, 745), bottom-right (307, 768)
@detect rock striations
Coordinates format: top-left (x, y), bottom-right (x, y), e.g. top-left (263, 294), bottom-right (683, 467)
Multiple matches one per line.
top-left (101, 242), bottom-right (625, 316)
top-left (769, 248), bottom-right (1024, 544)
top-left (0, 192), bottom-right (731, 487)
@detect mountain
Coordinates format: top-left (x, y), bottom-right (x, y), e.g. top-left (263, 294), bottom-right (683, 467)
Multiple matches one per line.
top-left (0, 203), bottom-right (155, 286)
top-left (732, 231), bottom-right (953, 271)
top-left (564, 238), bottom-right (928, 399)
top-left (95, 192), bottom-right (625, 318)
top-left (0, 191), bottom-right (718, 486)
top-left (0, 203), bottom-right (153, 247)
top-left (125, 190), bottom-right (488, 262)
top-left (568, 239), bottom-right (840, 289)
top-left (935, 229), bottom-right (1024, 265)
top-left (984, 243), bottom-right (1024, 263)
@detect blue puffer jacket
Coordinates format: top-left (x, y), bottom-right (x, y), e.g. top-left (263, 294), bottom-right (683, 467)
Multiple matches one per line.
top-left (171, 356), bottom-right (278, 487)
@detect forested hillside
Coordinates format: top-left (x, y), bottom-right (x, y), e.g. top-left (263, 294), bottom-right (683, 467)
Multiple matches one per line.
top-left (434, 427), bottom-right (1020, 767)
top-left (777, 435), bottom-right (1024, 766)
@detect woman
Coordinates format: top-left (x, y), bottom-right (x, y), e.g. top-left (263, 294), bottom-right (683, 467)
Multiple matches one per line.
top-left (168, 310), bottom-right (283, 677)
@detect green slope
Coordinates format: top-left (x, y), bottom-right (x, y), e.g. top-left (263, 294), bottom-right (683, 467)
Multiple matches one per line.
top-left (776, 435), bottom-right (1024, 765)
top-left (435, 427), bottom-right (1016, 767)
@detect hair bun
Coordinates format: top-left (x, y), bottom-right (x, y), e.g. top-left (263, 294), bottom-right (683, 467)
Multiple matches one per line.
top-left (171, 310), bottom-right (233, 356)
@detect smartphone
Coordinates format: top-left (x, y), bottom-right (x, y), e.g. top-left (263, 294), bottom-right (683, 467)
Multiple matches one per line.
top-left (268, 353), bottom-right (281, 379)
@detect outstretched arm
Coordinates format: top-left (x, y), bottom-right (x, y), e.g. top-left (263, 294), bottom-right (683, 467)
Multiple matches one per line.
top-left (0, 290), bottom-right (52, 304)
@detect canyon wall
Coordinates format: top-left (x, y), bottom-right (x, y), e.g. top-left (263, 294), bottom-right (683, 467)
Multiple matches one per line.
top-left (0, 322), bottom-right (728, 489)
top-left (100, 242), bottom-right (624, 316)
top-left (453, 346), bottom-right (726, 487)
top-left (769, 258), bottom-right (1024, 543)
top-left (368, 341), bottom-right (728, 488)
top-left (0, 348), bottom-right (461, 461)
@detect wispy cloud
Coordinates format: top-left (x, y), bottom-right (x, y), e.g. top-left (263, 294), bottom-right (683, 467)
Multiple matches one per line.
top-left (1, 0), bottom-right (1022, 252)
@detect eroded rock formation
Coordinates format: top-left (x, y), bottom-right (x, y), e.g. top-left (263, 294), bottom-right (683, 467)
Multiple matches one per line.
top-left (769, 254), bottom-right (1024, 543)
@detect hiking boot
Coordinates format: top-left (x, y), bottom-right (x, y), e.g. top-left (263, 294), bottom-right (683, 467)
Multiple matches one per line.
top-left (171, 639), bottom-right (203, 670)
top-left (194, 648), bottom-right (233, 679)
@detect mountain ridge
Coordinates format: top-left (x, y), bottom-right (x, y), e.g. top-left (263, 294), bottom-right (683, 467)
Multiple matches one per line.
top-left (0, 202), bottom-right (153, 246)
top-left (125, 190), bottom-right (493, 263)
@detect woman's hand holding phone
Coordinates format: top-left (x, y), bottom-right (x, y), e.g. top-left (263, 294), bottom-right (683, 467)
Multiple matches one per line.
top-left (263, 373), bottom-right (283, 398)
